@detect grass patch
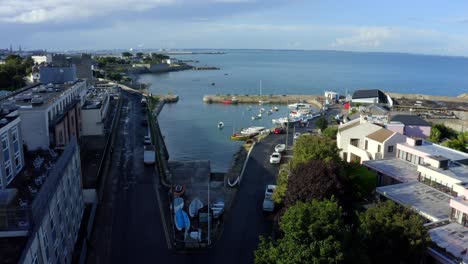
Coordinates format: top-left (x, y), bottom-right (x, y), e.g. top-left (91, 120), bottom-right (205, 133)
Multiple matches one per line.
top-left (347, 164), bottom-right (377, 201)
top-left (273, 163), bottom-right (291, 204)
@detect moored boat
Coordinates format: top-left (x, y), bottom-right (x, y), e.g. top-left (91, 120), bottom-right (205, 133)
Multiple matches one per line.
top-left (175, 210), bottom-right (190, 231)
top-left (218, 122), bottom-right (224, 129)
top-left (231, 133), bottom-right (255, 140)
top-left (288, 103), bottom-right (312, 110)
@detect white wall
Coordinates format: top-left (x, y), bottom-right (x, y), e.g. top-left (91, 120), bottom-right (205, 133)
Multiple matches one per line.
top-left (81, 108), bottom-right (104, 136)
top-left (383, 133), bottom-right (407, 158)
top-left (352, 97), bottom-right (379, 104)
top-left (337, 122), bottom-right (382, 160)
top-left (18, 110), bottom-right (49, 150)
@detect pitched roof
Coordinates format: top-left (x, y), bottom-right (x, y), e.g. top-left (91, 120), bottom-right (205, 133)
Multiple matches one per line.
top-left (366, 128), bottom-right (395, 143)
top-left (390, 115), bottom-right (430, 126)
top-left (338, 119), bottom-right (360, 132)
top-left (352, 89), bottom-right (388, 103)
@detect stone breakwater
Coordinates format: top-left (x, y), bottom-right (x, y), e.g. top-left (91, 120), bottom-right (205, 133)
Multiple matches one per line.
top-left (203, 94), bottom-right (323, 109)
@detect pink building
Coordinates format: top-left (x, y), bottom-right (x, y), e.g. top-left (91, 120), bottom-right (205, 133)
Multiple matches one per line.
top-left (386, 115), bottom-right (431, 139)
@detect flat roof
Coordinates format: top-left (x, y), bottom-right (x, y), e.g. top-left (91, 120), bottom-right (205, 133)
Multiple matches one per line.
top-left (429, 222), bottom-right (468, 263)
top-left (0, 80), bottom-right (84, 111)
top-left (377, 181), bottom-right (451, 222)
top-left (419, 163), bottom-right (468, 183)
top-left (363, 158), bottom-right (420, 183)
top-left (82, 88), bottom-right (108, 110)
top-left (400, 141), bottom-right (468, 163)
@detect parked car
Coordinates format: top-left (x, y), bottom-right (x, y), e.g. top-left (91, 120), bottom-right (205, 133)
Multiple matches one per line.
top-left (274, 144), bottom-right (286, 153)
top-left (263, 185), bottom-right (277, 212)
top-left (273, 127), bottom-right (285, 134)
top-left (269, 152), bottom-right (281, 164)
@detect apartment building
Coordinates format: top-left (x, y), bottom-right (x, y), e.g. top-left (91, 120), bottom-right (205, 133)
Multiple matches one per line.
top-left (0, 139), bottom-right (84, 264)
top-left (0, 80), bottom-right (86, 150)
top-left (0, 109), bottom-right (24, 189)
top-left (364, 137), bottom-right (468, 263)
top-left (81, 88), bottom-right (111, 136)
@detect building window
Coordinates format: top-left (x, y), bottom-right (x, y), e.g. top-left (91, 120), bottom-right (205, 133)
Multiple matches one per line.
top-left (388, 146), bottom-right (394, 153)
top-left (364, 140), bottom-right (368, 150)
top-left (59, 131), bottom-right (64, 145)
top-left (5, 161), bottom-right (12, 183)
top-left (406, 153), bottom-right (412, 162)
top-left (2, 133), bottom-right (9, 162)
top-left (377, 145), bottom-right (381, 153)
top-left (14, 152), bottom-right (21, 171)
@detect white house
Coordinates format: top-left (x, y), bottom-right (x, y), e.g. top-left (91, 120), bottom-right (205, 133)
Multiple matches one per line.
top-left (31, 54), bottom-right (52, 65)
top-left (337, 118), bottom-right (407, 163)
top-left (351, 89), bottom-right (388, 105)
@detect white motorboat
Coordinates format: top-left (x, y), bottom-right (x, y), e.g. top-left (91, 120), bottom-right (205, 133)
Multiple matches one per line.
top-left (241, 126), bottom-right (266, 135)
top-left (289, 111), bottom-right (303, 119)
top-left (251, 114), bottom-right (262, 120)
top-left (273, 106), bottom-right (279, 111)
top-left (288, 103), bottom-right (312, 110)
top-left (217, 122), bottom-right (224, 129)
top-left (259, 100), bottom-right (270, 105)
top-left (267, 110), bottom-right (273, 115)
top-left (272, 117), bottom-right (288, 124)
top-left (259, 108), bottom-right (265, 113)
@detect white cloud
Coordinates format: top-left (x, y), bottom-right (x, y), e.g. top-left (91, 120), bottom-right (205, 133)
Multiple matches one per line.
top-left (331, 27), bottom-right (393, 48)
top-left (0, 0), bottom-right (178, 23)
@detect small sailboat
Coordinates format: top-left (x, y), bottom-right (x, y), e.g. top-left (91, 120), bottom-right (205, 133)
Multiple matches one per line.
top-left (273, 106), bottom-right (279, 111)
top-left (189, 198), bottom-right (204, 218)
top-left (259, 108), bottom-right (265, 113)
top-left (218, 122), bottom-right (224, 129)
top-left (175, 210), bottom-right (190, 231)
top-left (252, 114), bottom-right (262, 120)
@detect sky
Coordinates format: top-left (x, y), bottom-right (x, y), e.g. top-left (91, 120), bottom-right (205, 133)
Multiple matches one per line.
top-left (2, 0), bottom-right (468, 56)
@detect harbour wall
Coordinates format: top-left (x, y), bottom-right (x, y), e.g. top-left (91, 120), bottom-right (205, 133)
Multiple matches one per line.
top-left (203, 94), bottom-right (323, 109)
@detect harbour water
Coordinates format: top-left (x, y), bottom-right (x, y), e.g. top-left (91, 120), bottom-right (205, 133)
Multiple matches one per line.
top-left (139, 49), bottom-right (468, 172)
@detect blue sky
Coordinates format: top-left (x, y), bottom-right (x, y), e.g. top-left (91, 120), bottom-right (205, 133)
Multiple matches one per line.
top-left (2, 0), bottom-right (468, 56)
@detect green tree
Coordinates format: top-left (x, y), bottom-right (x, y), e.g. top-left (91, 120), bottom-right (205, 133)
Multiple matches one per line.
top-left (272, 164), bottom-right (290, 204)
top-left (121, 52), bottom-right (133, 58)
top-left (442, 131), bottom-right (468, 153)
top-left (322, 127), bottom-right (338, 139)
top-left (429, 124), bottom-right (456, 143)
top-left (136, 52), bottom-right (144, 58)
top-left (255, 199), bottom-right (346, 264)
top-left (358, 201), bottom-right (431, 264)
top-left (285, 160), bottom-right (353, 214)
top-left (292, 135), bottom-right (341, 168)
top-left (316, 116), bottom-right (328, 131)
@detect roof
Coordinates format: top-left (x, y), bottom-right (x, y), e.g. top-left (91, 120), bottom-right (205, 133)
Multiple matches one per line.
top-left (338, 119), bottom-right (360, 132)
top-left (399, 141), bottom-right (468, 163)
top-left (391, 115), bottom-right (430, 126)
top-left (429, 223), bottom-right (468, 263)
top-left (352, 89), bottom-right (387, 102)
top-left (363, 158), bottom-right (419, 183)
top-left (377, 181), bottom-right (451, 222)
top-left (366, 128), bottom-right (395, 143)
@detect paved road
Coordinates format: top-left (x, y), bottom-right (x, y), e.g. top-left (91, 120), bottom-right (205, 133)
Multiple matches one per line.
top-left (88, 94), bottom-right (340, 264)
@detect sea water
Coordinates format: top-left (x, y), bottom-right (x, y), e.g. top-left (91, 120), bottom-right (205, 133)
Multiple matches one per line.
top-left (139, 49), bottom-right (468, 172)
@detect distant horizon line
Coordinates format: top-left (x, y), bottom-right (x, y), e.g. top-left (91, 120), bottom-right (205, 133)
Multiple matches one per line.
top-left (5, 46), bottom-right (468, 59)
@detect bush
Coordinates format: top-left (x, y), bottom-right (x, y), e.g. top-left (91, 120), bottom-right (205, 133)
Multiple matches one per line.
top-left (315, 116), bottom-right (328, 131)
top-left (272, 164), bottom-right (290, 204)
top-left (322, 127), bottom-right (338, 139)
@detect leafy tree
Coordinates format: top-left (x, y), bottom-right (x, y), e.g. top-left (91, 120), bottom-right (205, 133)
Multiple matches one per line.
top-left (322, 127), bottom-right (338, 139)
top-left (255, 199), bottom-right (346, 264)
top-left (0, 55), bottom-right (33, 90)
top-left (429, 124), bottom-right (456, 143)
top-left (136, 52), bottom-right (144, 58)
top-left (272, 164), bottom-right (290, 204)
top-left (316, 116), bottom-right (328, 131)
top-left (358, 201), bottom-right (431, 264)
top-left (285, 160), bottom-right (353, 214)
top-left (121, 52), bottom-right (133, 58)
top-left (292, 135), bottom-right (341, 168)
top-left (442, 131), bottom-right (468, 153)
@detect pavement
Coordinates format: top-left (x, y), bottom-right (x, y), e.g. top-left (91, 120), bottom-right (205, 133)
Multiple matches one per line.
top-left (87, 96), bottom-right (342, 264)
